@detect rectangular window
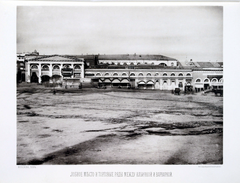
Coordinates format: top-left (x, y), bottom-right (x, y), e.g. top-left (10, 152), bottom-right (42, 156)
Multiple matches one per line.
top-left (74, 73), bottom-right (81, 78)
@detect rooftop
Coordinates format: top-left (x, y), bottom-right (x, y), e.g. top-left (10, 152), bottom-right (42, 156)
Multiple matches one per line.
top-left (180, 61), bottom-right (223, 69)
top-left (26, 55), bottom-right (84, 62)
top-left (97, 54), bottom-right (178, 61)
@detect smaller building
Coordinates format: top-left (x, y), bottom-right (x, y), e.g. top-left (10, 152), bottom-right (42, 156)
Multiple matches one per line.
top-left (16, 53), bottom-right (26, 83)
top-left (183, 61), bottom-right (223, 92)
top-left (25, 55), bottom-right (84, 85)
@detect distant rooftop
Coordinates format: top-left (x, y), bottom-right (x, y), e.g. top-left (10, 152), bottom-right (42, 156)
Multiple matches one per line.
top-left (21, 52), bottom-right (223, 69)
top-left (97, 54), bottom-right (178, 61)
top-left (180, 61), bottom-right (223, 69)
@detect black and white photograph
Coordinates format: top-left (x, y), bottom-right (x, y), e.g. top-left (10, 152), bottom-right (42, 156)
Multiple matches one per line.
top-left (16, 6), bottom-right (223, 165)
top-left (1, 1), bottom-right (240, 183)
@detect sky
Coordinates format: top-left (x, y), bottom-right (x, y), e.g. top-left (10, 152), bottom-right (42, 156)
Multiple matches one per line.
top-left (17, 6), bottom-right (223, 62)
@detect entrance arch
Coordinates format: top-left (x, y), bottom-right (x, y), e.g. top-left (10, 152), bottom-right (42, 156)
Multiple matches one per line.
top-left (162, 80), bottom-right (168, 90)
top-left (138, 81), bottom-right (146, 89)
top-left (31, 72), bottom-right (38, 83)
top-left (203, 78), bottom-right (210, 90)
top-left (155, 80), bottom-right (160, 89)
top-left (41, 75), bottom-right (50, 83)
top-left (171, 80), bottom-right (176, 89)
top-left (112, 79), bottom-right (121, 87)
top-left (146, 80), bottom-right (154, 89)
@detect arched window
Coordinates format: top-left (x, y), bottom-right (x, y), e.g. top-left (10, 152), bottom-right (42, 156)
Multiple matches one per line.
top-left (137, 62), bottom-right (141, 65)
top-left (123, 63), bottom-right (127, 66)
top-left (122, 73), bottom-right (127, 76)
top-left (147, 73), bottom-right (151, 76)
top-left (74, 65), bottom-right (81, 69)
top-left (42, 65), bottom-right (49, 71)
top-left (138, 73), bottom-right (143, 76)
top-left (163, 73), bottom-right (167, 76)
top-left (171, 73), bottom-right (175, 76)
top-left (155, 73), bottom-right (159, 76)
top-left (130, 63), bottom-right (134, 66)
top-left (178, 73), bottom-right (183, 76)
top-left (160, 63), bottom-right (167, 67)
top-left (96, 73), bottom-right (101, 76)
top-left (104, 73), bottom-right (109, 76)
top-left (219, 78), bottom-right (223, 83)
top-left (53, 65), bottom-right (59, 70)
top-left (196, 79), bottom-right (201, 82)
top-left (211, 78), bottom-right (218, 83)
top-left (31, 65), bottom-right (38, 69)
top-left (204, 78), bottom-right (210, 82)
top-left (113, 73), bottom-right (118, 76)
top-left (186, 73), bottom-right (191, 76)
top-left (171, 62), bottom-right (174, 66)
top-left (130, 73), bottom-right (135, 76)
top-left (151, 62), bottom-right (155, 65)
top-left (63, 65), bottom-right (70, 68)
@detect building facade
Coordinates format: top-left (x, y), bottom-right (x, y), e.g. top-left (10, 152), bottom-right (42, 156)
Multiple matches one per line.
top-left (25, 55), bottom-right (84, 84)
top-left (85, 68), bottom-right (193, 90)
top-left (19, 52), bottom-right (223, 91)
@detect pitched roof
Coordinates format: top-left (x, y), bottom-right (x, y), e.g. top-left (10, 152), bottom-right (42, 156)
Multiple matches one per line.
top-left (28, 55), bottom-right (83, 62)
top-left (25, 56), bottom-right (38, 60)
top-left (180, 61), bottom-right (223, 69)
top-left (38, 55), bottom-right (75, 61)
top-left (196, 62), bottom-right (215, 68)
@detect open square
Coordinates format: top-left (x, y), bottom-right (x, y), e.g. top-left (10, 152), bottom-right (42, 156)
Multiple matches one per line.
top-left (17, 84), bottom-right (223, 164)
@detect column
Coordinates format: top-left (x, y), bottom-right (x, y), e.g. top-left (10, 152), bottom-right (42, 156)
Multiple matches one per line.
top-left (183, 79), bottom-right (186, 91)
top-left (49, 63), bottom-right (53, 77)
top-left (167, 79), bottom-right (171, 90)
top-left (25, 62), bottom-right (28, 82)
top-left (60, 64), bottom-right (63, 81)
top-left (27, 62), bottom-right (30, 83)
top-left (38, 63), bottom-right (41, 83)
top-left (154, 79), bottom-right (159, 89)
top-left (176, 79), bottom-right (179, 89)
top-left (144, 79), bottom-right (146, 89)
top-left (159, 78), bottom-right (163, 90)
top-left (49, 63), bottom-right (53, 83)
top-left (81, 63), bottom-right (84, 78)
top-left (71, 64), bottom-right (74, 78)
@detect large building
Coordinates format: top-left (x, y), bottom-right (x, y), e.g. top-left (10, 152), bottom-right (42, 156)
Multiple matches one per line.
top-left (17, 51), bottom-right (223, 91)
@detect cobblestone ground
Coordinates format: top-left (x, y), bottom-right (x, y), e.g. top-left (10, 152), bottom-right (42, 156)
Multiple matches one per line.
top-left (17, 83), bottom-right (223, 164)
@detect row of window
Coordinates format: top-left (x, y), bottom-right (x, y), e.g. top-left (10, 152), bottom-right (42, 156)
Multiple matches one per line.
top-left (30, 64), bottom-right (81, 70)
top-left (99, 62), bottom-right (173, 66)
top-left (195, 78), bottom-right (223, 83)
top-left (95, 72), bottom-right (192, 77)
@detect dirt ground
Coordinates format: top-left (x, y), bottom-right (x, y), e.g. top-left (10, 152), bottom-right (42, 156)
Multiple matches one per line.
top-left (17, 83), bottom-right (223, 165)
